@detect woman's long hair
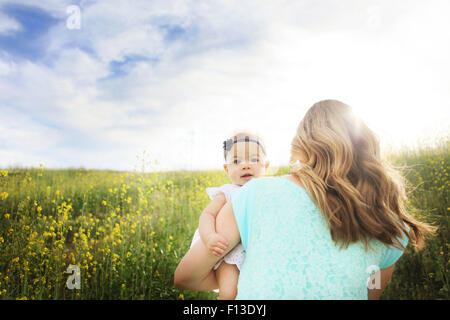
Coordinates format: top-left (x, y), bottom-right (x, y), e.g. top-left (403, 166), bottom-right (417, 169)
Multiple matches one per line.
top-left (290, 100), bottom-right (436, 252)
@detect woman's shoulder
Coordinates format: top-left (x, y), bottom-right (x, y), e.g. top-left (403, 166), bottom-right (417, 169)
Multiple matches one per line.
top-left (232, 177), bottom-right (273, 199)
top-left (242, 175), bottom-right (301, 187)
top-left (242, 176), bottom-right (277, 189)
top-left (246, 175), bottom-right (306, 190)
top-left (239, 176), bottom-right (315, 210)
top-left (240, 176), bottom-right (304, 195)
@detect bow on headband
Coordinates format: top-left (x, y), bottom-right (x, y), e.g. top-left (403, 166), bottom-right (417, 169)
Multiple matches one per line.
top-left (223, 137), bottom-right (266, 155)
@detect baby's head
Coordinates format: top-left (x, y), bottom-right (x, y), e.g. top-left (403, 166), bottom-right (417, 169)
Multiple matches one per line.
top-left (222, 131), bottom-right (269, 186)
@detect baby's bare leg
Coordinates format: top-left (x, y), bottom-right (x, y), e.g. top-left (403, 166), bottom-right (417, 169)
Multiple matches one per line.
top-left (215, 262), bottom-right (239, 300)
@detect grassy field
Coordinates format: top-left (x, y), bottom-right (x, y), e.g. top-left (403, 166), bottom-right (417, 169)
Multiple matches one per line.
top-left (0, 139), bottom-right (448, 300)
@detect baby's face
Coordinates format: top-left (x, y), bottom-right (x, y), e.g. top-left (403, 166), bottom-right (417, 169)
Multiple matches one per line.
top-left (223, 141), bottom-right (269, 186)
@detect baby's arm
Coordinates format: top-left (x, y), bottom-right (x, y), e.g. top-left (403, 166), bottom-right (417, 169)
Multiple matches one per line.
top-left (174, 201), bottom-right (240, 291)
top-left (198, 193), bottom-right (229, 256)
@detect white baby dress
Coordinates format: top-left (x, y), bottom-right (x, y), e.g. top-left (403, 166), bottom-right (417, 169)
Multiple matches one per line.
top-left (189, 184), bottom-right (245, 271)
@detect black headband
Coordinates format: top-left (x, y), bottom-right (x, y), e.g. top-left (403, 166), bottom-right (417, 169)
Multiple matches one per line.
top-left (223, 137), bottom-right (266, 157)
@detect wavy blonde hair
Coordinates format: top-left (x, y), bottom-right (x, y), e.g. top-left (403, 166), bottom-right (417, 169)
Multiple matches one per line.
top-left (290, 100), bottom-right (436, 252)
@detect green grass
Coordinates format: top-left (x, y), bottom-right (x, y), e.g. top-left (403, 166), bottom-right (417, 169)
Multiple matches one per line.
top-left (380, 139), bottom-right (449, 299)
top-left (0, 138), bottom-right (448, 300)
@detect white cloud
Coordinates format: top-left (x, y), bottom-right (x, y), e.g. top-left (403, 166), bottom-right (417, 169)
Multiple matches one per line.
top-left (0, 10), bottom-right (22, 35)
top-left (0, 58), bottom-right (16, 76)
top-left (1, 0), bottom-right (449, 171)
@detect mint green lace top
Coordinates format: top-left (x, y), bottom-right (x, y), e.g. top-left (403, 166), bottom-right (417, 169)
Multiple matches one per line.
top-left (231, 176), bottom-right (409, 300)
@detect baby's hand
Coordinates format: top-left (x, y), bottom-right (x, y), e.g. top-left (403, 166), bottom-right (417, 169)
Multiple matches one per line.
top-left (206, 233), bottom-right (229, 257)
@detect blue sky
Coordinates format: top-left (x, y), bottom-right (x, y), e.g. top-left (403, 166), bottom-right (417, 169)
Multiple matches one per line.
top-left (0, 3), bottom-right (60, 62)
top-left (1, 0), bottom-right (449, 172)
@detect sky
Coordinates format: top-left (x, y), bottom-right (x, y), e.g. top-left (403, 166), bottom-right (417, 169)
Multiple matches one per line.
top-left (1, 0), bottom-right (449, 172)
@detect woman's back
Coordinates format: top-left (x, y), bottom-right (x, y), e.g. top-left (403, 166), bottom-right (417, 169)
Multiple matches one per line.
top-left (232, 176), bottom-right (406, 300)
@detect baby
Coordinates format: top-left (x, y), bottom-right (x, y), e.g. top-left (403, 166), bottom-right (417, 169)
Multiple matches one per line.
top-left (189, 131), bottom-right (270, 299)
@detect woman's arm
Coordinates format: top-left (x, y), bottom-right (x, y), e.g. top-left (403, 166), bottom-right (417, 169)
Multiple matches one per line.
top-left (174, 201), bottom-right (241, 290)
top-left (173, 239), bottom-right (220, 291)
top-left (367, 264), bottom-right (396, 300)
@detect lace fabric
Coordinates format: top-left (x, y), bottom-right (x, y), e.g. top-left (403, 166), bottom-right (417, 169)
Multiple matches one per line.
top-left (232, 176), bottom-right (407, 300)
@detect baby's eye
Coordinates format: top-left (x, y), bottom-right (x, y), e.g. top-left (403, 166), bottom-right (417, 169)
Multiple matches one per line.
top-left (233, 159), bottom-right (241, 165)
top-left (250, 158), bottom-right (259, 163)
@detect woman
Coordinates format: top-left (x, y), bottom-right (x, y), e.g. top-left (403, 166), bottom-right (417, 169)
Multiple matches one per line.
top-left (174, 99), bottom-right (436, 299)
